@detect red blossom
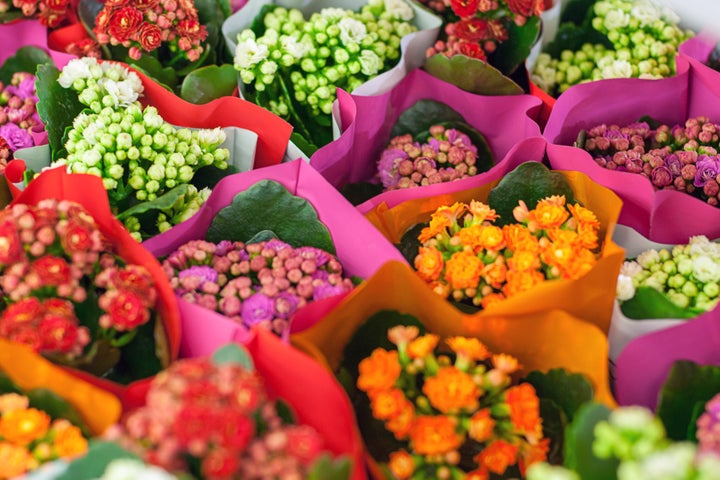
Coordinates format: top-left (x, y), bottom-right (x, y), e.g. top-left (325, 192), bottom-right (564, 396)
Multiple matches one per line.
top-left (450, 0), bottom-right (480, 17)
top-left (44, 0), bottom-right (69, 10)
top-left (104, 0), bottom-right (129, 7)
top-left (174, 403), bottom-right (216, 447)
top-left (507, 0), bottom-right (542, 17)
top-left (213, 410), bottom-right (254, 451)
top-left (42, 298), bottom-right (76, 318)
top-left (201, 448), bottom-right (241, 479)
top-left (38, 315), bottom-right (84, 354)
top-left (111, 265), bottom-right (156, 306)
top-left (459, 41), bottom-right (488, 61)
top-left (134, 0), bottom-right (159, 10)
top-left (60, 221), bottom-right (94, 254)
top-left (286, 425), bottom-right (324, 466)
top-left (0, 220), bottom-right (23, 264)
top-left (175, 18), bottom-right (207, 41)
top-left (9, 325), bottom-right (42, 351)
top-left (107, 6), bottom-right (144, 43)
top-left (30, 255), bottom-right (72, 286)
top-left (454, 18), bottom-right (490, 42)
top-left (138, 22), bottom-right (162, 51)
top-left (1, 298), bottom-right (43, 328)
top-left (99, 289), bottom-right (151, 331)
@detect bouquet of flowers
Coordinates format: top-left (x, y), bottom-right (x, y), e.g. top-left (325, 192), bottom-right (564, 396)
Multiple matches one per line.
top-left (577, 116), bottom-right (720, 207)
top-left (231, 0), bottom-right (419, 152)
top-left (357, 325), bottom-right (548, 479)
top-left (161, 238), bottom-right (354, 338)
top-left (0, 0), bottom-right (71, 27)
top-left (531, 0), bottom-right (691, 97)
top-left (103, 342), bottom-right (352, 479)
top-left (0, 71), bottom-right (45, 169)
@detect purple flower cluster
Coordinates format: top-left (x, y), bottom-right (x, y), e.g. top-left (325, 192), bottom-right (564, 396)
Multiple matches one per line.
top-left (582, 117), bottom-right (720, 206)
top-left (161, 239), bottom-right (354, 337)
top-left (697, 393), bottom-right (720, 457)
top-left (377, 125), bottom-right (479, 190)
top-left (0, 72), bottom-right (43, 169)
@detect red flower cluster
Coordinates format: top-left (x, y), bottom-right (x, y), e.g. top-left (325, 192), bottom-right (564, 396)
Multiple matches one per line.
top-left (4, 0), bottom-right (71, 27)
top-left (106, 354), bottom-right (330, 478)
top-left (92, 0), bottom-right (208, 61)
top-left (0, 199), bottom-right (158, 363)
top-left (422, 0), bottom-right (543, 62)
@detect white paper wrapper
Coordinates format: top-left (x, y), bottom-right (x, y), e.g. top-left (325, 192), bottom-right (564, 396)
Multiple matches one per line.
top-left (608, 224), bottom-right (690, 361)
top-left (221, 0), bottom-right (442, 97)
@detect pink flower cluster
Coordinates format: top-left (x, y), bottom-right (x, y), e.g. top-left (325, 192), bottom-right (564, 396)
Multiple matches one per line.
top-left (162, 239), bottom-right (354, 337)
top-left (105, 355), bottom-right (328, 479)
top-left (377, 125), bottom-right (480, 190)
top-left (582, 117), bottom-right (720, 206)
top-left (1, 0), bottom-right (70, 27)
top-left (0, 72), bottom-right (43, 171)
top-left (0, 199), bottom-right (157, 359)
top-left (92, 0), bottom-right (208, 62)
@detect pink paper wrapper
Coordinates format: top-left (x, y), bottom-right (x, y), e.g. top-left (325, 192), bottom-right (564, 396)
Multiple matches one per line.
top-left (0, 19), bottom-right (76, 69)
top-left (310, 68), bottom-right (543, 214)
top-left (679, 33), bottom-right (717, 64)
top-left (542, 54), bottom-right (720, 243)
top-left (142, 159), bottom-right (407, 356)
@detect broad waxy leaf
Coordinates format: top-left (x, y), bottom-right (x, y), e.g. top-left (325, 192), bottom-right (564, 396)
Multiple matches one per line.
top-left (206, 179), bottom-right (336, 254)
top-left (307, 454), bottom-right (353, 480)
top-left (620, 286), bottom-right (702, 320)
top-left (656, 360), bottom-right (720, 440)
top-left (0, 371), bottom-right (22, 394)
top-left (123, 54), bottom-right (178, 91)
top-left (526, 368), bottom-right (595, 423)
top-left (489, 16), bottom-right (541, 76)
top-left (560, 0), bottom-right (599, 25)
top-left (563, 402), bottom-right (618, 480)
top-left (115, 184), bottom-right (189, 220)
top-left (289, 132), bottom-right (319, 157)
top-left (180, 64), bottom-right (237, 104)
top-left (0, 46), bottom-right (53, 84)
top-left (487, 161), bottom-right (576, 226)
top-left (539, 397), bottom-right (568, 465)
top-left (390, 99), bottom-right (466, 138)
top-left (57, 441), bottom-right (139, 480)
top-left (212, 343), bottom-right (254, 371)
top-left (424, 54), bottom-right (524, 96)
top-left (35, 64), bottom-right (85, 161)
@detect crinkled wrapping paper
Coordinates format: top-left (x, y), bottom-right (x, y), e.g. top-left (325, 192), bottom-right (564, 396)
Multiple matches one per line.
top-left (222, 0), bottom-right (443, 97)
top-left (9, 168), bottom-right (182, 409)
top-left (362, 136), bottom-right (625, 334)
top-left (308, 68), bottom-right (543, 213)
top-left (143, 159), bottom-right (407, 358)
top-left (541, 55), bottom-right (720, 243)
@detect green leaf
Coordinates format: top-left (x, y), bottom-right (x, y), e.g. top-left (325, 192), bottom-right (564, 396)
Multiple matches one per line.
top-left (487, 161), bottom-right (576, 226)
top-left (525, 369), bottom-right (595, 422)
top-left (560, 0), bottom-right (599, 25)
top-left (488, 16), bottom-right (541, 76)
top-left (539, 398), bottom-right (568, 465)
top-left (206, 179), bottom-right (336, 254)
top-left (0, 371), bottom-right (22, 394)
top-left (115, 184), bottom-right (189, 220)
top-left (390, 99), bottom-right (465, 138)
top-left (656, 360), bottom-right (720, 441)
top-left (26, 388), bottom-right (92, 437)
top-left (192, 164), bottom-right (239, 191)
top-left (544, 23), bottom-right (613, 59)
top-left (57, 441), bottom-right (139, 480)
top-left (180, 64), bottom-right (238, 104)
top-left (211, 343), bottom-right (254, 371)
top-left (0, 46), bottom-right (53, 84)
top-left (396, 223), bottom-right (425, 265)
top-left (563, 402), bottom-right (618, 480)
top-left (124, 54), bottom-right (178, 91)
top-left (250, 4), bottom-right (276, 37)
top-left (340, 182), bottom-right (384, 206)
top-left (107, 318), bottom-right (163, 384)
top-left (35, 64), bottom-right (86, 161)
top-left (307, 453), bottom-right (353, 480)
top-left (246, 229), bottom-right (279, 244)
top-left (636, 115), bottom-right (663, 131)
top-left (424, 54), bottom-right (524, 96)
top-left (0, 11), bottom-right (24, 23)
top-left (275, 398), bottom-right (296, 424)
top-left (619, 286), bottom-right (702, 320)
top-left (290, 132), bottom-right (319, 157)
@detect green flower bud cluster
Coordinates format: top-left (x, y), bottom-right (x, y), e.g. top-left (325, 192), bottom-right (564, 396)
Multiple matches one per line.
top-left (617, 235), bottom-right (720, 314)
top-left (233, 0), bottom-right (416, 123)
top-left (531, 0), bottom-right (692, 97)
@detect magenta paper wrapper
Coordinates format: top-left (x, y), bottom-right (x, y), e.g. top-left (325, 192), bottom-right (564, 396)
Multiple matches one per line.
top-left (142, 159), bottom-right (406, 357)
top-left (0, 19), bottom-right (75, 68)
top-left (309, 68), bottom-right (543, 214)
top-left (542, 54), bottom-right (720, 243)
top-left (679, 33), bottom-right (717, 64)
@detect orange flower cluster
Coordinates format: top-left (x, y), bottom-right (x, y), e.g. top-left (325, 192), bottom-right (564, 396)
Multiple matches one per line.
top-left (357, 326), bottom-right (548, 480)
top-left (0, 393), bottom-right (87, 479)
top-left (414, 196), bottom-right (601, 307)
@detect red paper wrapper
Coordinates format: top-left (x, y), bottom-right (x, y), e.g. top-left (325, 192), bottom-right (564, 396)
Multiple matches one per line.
top-left (9, 167), bottom-right (181, 409)
top-left (142, 159), bottom-right (407, 358)
top-left (310, 68), bottom-right (544, 214)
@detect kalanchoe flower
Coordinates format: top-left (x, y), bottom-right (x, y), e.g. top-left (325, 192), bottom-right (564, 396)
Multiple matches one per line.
top-left (697, 393), bottom-right (720, 457)
top-left (162, 239), bottom-right (354, 338)
top-left (0, 72), bottom-right (44, 167)
top-left (2, 0), bottom-right (71, 26)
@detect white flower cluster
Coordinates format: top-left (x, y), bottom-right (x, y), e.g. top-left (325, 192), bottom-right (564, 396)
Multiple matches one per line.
top-left (92, 458), bottom-right (178, 480)
top-left (616, 235), bottom-right (720, 313)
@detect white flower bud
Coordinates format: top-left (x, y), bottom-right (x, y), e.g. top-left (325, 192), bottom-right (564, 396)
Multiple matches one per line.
top-left (616, 274), bottom-right (636, 301)
top-left (383, 0), bottom-right (414, 21)
top-left (692, 255), bottom-right (720, 284)
top-left (358, 49), bottom-right (382, 76)
top-left (234, 37), bottom-right (270, 70)
top-left (338, 17), bottom-right (368, 46)
top-left (58, 57), bottom-right (97, 89)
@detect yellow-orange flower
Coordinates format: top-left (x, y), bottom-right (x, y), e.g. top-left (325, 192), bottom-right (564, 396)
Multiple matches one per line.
top-left (357, 349), bottom-right (401, 394)
top-left (480, 293), bottom-right (506, 309)
top-left (468, 408), bottom-right (495, 442)
top-left (482, 261), bottom-right (508, 289)
top-left (0, 394), bottom-right (29, 414)
top-left (540, 241), bottom-right (575, 272)
top-left (423, 366), bottom-right (480, 413)
top-left (52, 421), bottom-right (88, 458)
top-left (414, 247), bottom-right (444, 282)
top-left (468, 201), bottom-right (498, 223)
top-left (418, 203), bottom-right (466, 242)
top-left (577, 222), bottom-right (599, 250)
top-left (519, 438), bottom-right (551, 475)
top-left (564, 248), bottom-right (597, 279)
top-left (386, 399), bottom-right (415, 440)
top-left (478, 225), bottom-right (506, 251)
top-left (388, 450), bottom-right (415, 480)
top-left (388, 325), bottom-right (419, 346)
top-left (407, 334), bottom-right (439, 359)
top-left (0, 408), bottom-right (51, 446)
top-left (458, 225), bottom-right (483, 251)
top-left (467, 469), bottom-right (490, 480)
top-left (505, 384), bottom-right (542, 436)
top-left (503, 224), bottom-right (539, 253)
top-left (506, 250), bottom-right (540, 272)
top-left (536, 195), bottom-right (566, 208)
top-left (529, 202), bottom-right (569, 230)
top-left (446, 337), bottom-right (490, 362)
top-left (492, 353), bottom-right (521, 374)
top-left (444, 251), bottom-right (483, 290)
top-left (546, 228), bottom-right (579, 245)
top-left (0, 441), bottom-right (35, 478)
top-left (370, 388), bottom-right (407, 420)
top-left (502, 270), bottom-right (545, 298)
top-left (409, 415), bottom-right (463, 455)
top-left (475, 439), bottom-right (519, 475)
top-left (568, 203), bottom-right (600, 228)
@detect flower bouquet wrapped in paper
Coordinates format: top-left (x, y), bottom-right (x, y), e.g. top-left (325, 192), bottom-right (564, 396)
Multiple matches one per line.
top-left (222, 0), bottom-right (442, 154)
top-left (309, 68), bottom-right (543, 212)
top-left (60, 334), bottom-right (368, 480)
top-left (530, 0), bottom-right (692, 98)
top-left (3, 167), bottom-right (181, 405)
top-left (143, 159), bottom-right (406, 356)
top-left (543, 54), bottom-right (720, 243)
top-left (364, 140), bottom-right (625, 332)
